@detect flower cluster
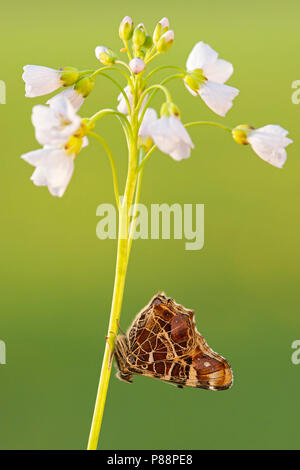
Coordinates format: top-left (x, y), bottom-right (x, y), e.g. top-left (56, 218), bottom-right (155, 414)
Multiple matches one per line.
top-left (21, 16), bottom-right (293, 197)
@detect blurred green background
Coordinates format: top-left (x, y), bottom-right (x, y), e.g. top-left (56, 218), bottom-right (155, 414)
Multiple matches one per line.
top-left (1, 0), bottom-right (299, 450)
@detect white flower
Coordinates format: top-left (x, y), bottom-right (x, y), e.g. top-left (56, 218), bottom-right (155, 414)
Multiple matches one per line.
top-left (117, 85), bottom-right (132, 114)
top-left (185, 42), bottom-right (239, 116)
top-left (47, 88), bottom-right (85, 112)
top-left (23, 65), bottom-right (62, 97)
top-left (139, 108), bottom-right (158, 138)
top-left (129, 58), bottom-right (146, 75)
top-left (32, 96), bottom-right (81, 147)
top-left (247, 125), bottom-right (293, 168)
top-left (117, 86), bottom-right (148, 115)
top-left (149, 115), bottom-right (194, 161)
top-left (21, 138), bottom-right (88, 197)
top-left (21, 147), bottom-right (75, 197)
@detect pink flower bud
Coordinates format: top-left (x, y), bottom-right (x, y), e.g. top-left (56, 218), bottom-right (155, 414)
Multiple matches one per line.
top-left (129, 58), bottom-right (146, 74)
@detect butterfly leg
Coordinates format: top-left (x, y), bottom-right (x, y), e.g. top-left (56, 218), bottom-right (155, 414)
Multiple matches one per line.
top-left (117, 319), bottom-right (126, 336)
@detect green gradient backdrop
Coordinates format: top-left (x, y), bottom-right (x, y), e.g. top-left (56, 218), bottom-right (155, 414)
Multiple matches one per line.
top-left (1, 0), bottom-right (299, 450)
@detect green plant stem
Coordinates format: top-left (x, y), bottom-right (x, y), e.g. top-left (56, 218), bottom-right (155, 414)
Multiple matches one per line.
top-left (88, 108), bottom-right (133, 140)
top-left (145, 65), bottom-right (185, 82)
top-left (91, 66), bottom-right (130, 82)
top-left (123, 40), bottom-right (132, 60)
top-left (184, 121), bottom-right (232, 132)
top-left (94, 72), bottom-right (131, 114)
top-left (87, 118), bottom-right (139, 451)
top-left (138, 145), bottom-right (157, 171)
top-left (138, 74), bottom-right (183, 126)
top-left (136, 84), bottom-right (172, 114)
top-left (89, 132), bottom-right (120, 208)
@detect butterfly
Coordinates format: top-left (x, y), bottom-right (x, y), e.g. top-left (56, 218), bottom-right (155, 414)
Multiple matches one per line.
top-left (114, 293), bottom-right (233, 390)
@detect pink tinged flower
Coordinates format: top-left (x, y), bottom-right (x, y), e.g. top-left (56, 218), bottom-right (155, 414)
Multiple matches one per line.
top-left (95, 46), bottom-right (108, 60)
top-left (157, 30), bottom-right (174, 53)
top-left (22, 65), bottom-right (63, 97)
top-left (247, 125), bottom-right (293, 168)
top-left (47, 88), bottom-right (85, 112)
top-left (159, 17), bottom-right (169, 30)
top-left (129, 58), bottom-right (146, 74)
top-left (149, 116), bottom-right (194, 161)
top-left (21, 147), bottom-right (75, 197)
top-left (185, 42), bottom-right (239, 116)
top-left (32, 96), bottom-right (81, 147)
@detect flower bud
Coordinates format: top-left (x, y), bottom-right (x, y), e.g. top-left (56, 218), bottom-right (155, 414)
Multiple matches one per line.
top-left (133, 23), bottom-right (146, 47)
top-left (153, 17), bottom-right (169, 43)
top-left (144, 35), bottom-right (153, 49)
top-left (160, 102), bottom-right (180, 118)
top-left (74, 76), bottom-right (95, 98)
top-left (95, 46), bottom-right (117, 65)
top-left (60, 67), bottom-right (79, 86)
top-left (136, 49), bottom-right (146, 60)
top-left (119, 16), bottom-right (133, 41)
top-left (232, 125), bottom-right (254, 145)
top-left (129, 58), bottom-right (146, 75)
top-left (156, 30), bottom-right (174, 53)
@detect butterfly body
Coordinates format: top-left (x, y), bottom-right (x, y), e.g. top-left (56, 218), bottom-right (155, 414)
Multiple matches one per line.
top-left (114, 293), bottom-right (233, 390)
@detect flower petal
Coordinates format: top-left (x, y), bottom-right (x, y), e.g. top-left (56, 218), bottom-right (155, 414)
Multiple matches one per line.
top-left (41, 149), bottom-right (74, 197)
top-left (21, 148), bottom-right (48, 166)
top-left (186, 42), bottom-right (218, 72)
top-left (30, 166), bottom-right (48, 186)
top-left (23, 65), bottom-right (62, 97)
top-left (117, 86), bottom-right (132, 114)
top-left (32, 96), bottom-right (81, 146)
top-left (252, 125), bottom-right (289, 138)
top-left (199, 81), bottom-right (239, 116)
top-left (139, 108), bottom-right (158, 137)
top-left (149, 116), bottom-right (194, 161)
top-left (47, 88), bottom-right (85, 112)
top-left (22, 147), bottom-right (75, 197)
top-left (204, 59), bottom-right (233, 84)
top-left (170, 141), bottom-right (192, 161)
top-left (248, 126), bottom-right (293, 168)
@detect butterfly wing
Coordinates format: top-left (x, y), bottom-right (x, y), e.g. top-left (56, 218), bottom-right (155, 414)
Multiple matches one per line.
top-left (115, 293), bottom-right (233, 390)
top-left (127, 294), bottom-right (196, 364)
top-left (124, 332), bottom-right (233, 390)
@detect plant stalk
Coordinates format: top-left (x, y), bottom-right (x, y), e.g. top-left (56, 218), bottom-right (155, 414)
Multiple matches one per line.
top-left (87, 127), bottom-right (139, 450)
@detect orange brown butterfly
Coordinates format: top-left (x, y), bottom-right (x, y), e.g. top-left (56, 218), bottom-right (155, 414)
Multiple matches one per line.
top-left (114, 293), bottom-right (233, 390)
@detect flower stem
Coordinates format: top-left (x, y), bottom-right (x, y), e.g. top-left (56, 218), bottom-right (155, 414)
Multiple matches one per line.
top-left (89, 132), bottom-right (120, 208)
top-left (87, 127), bottom-right (139, 451)
top-left (87, 223), bottom-right (129, 450)
top-left (184, 121), bottom-right (232, 132)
